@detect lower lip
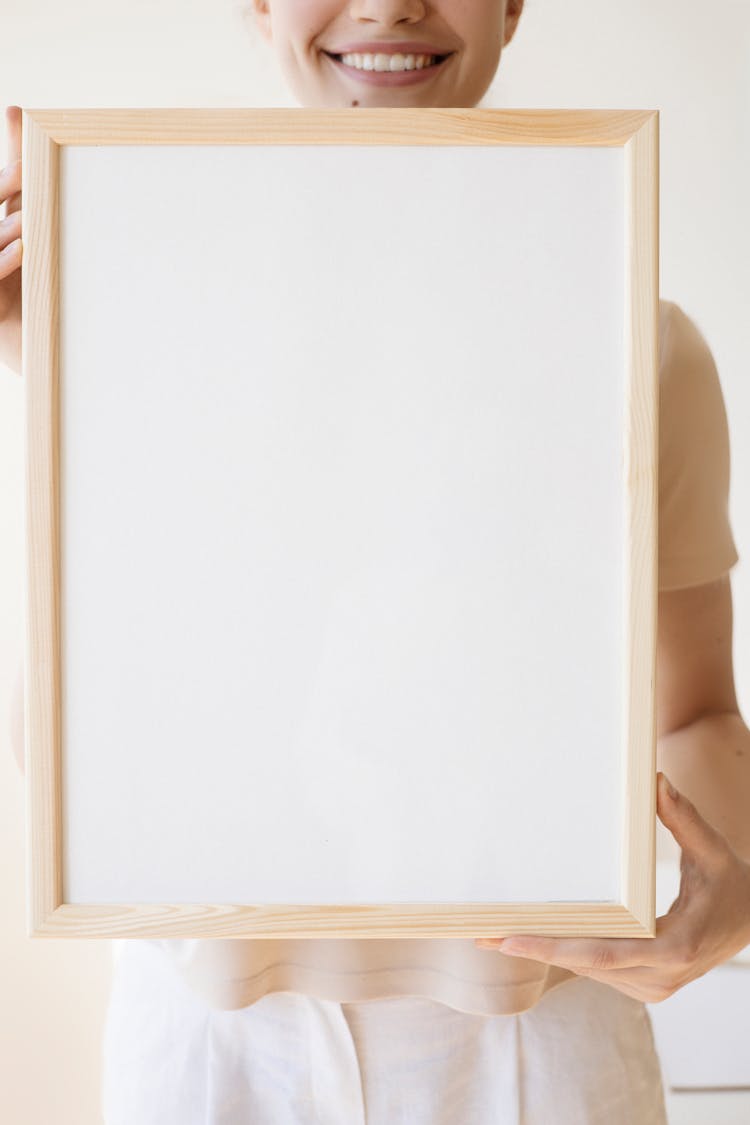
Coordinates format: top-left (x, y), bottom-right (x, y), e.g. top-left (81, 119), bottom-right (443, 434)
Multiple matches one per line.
top-left (324, 52), bottom-right (453, 86)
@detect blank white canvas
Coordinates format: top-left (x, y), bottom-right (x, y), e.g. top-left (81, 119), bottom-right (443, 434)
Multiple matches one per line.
top-left (58, 141), bottom-right (624, 906)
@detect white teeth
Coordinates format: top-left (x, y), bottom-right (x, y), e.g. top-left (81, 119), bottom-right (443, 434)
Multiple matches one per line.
top-left (337, 52), bottom-right (439, 73)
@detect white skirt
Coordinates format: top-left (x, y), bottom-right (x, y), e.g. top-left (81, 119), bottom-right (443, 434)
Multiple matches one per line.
top-left (101, 939), bottom-right (668, 1125)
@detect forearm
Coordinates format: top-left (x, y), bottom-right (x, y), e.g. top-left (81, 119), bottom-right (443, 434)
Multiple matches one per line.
top-left (657, 710), bottom-right (750, 863)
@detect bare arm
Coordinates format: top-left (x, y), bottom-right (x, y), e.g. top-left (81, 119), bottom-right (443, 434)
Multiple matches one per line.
top-left (657, 710), bottom-right (750, 865)
top-left (656, 572), bottom-right (750, 862)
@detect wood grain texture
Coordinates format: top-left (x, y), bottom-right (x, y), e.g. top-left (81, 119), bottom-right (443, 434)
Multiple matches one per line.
top-left (22, 107), bottom-right (659, 940)
top-left (34, 902), bottom-right (652, 940)
top-left (22, 112), bottom-right (62, 937)
top-left (622, 112), bottom-right (659, 936)
top-left (23, 107), bottom-right (654, 146)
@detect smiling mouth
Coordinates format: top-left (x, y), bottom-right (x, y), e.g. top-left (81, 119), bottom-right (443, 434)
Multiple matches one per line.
top-left (324, 51), bottom-right (453, 71)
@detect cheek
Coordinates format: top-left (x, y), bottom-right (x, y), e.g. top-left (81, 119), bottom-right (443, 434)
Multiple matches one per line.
top-left (443, 1), bottom-right (504, 60)
top-left (477, 4), bottom-right (505, 48)
top-left (293, 0), bottom-right (342, 42)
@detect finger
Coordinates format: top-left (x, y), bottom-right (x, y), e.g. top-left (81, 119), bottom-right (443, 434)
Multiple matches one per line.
top-left (0, 209), bottom-right (22, 251)
top-left (475, 898), bottom-right (700, 968)
top-left (656, 771), bottom-right (730, 868)
top-left (0, 237), bottom-right (22, 280)
top-left (0, 156), bottom-right (22, 221)
top-left (474, 934), bottom-right (663, 971)
top-left (6, 105), bottom-right (22, 161)
top-left (4, 105), bottom-right (22, 218)
top-left (478, 941), bottom-right (689, 1004)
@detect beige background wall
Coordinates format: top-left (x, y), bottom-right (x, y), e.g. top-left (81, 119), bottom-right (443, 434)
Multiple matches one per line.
top-left (1, 1), bottom-right (748, 1121)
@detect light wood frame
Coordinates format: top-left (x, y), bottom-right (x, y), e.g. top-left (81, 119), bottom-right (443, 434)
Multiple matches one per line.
top-left (22, 108), bottom-right (659, 940)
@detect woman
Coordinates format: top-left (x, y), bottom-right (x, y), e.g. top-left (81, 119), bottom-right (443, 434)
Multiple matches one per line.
top-left (3, 2), bottom-right (750, 1120)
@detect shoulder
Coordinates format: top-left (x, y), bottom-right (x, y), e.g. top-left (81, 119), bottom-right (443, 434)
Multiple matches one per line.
top-left (657, 298), bottom-right (729, 437)
top-left (657, 297), bottom-right (738, 591)
top-left (658, 293), bottom-right (730, 424)
top-left (658, 297), bottom-right (675, 365)
top-left (659, 298), bottom-right (722, 389)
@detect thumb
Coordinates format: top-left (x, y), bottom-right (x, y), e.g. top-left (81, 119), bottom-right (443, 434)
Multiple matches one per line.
top-left (656, 771), bottom-right (728, 867)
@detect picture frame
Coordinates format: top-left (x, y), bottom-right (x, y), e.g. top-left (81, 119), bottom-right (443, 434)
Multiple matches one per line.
top-left (22, 107), bottom-right (658, 940)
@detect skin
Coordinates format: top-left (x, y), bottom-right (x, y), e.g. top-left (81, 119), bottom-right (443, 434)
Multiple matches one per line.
top-left (249, 0), bottom-right (525, 108)
top-left (0, 105), bottom-right (22, 374)
top-left (479, 763), bottom-right (750, 1003)
top-left (3, 0), bottom-right (750, 1007)
top-left (476, 576), bottom-right (750, 1004)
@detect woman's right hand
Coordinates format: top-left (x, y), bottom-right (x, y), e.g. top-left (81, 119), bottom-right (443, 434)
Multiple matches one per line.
top-left (3, 106), bottom-right (24, 774)
top-left (0, 104), bottom-right (23, 376)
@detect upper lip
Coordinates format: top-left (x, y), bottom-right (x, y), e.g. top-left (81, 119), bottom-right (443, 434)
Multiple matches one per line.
top-left (324, 41), bottom-right (454, 56)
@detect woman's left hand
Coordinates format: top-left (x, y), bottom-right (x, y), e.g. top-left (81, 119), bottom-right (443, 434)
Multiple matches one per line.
top-left (474, 772), bottom-right (750, 1003)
